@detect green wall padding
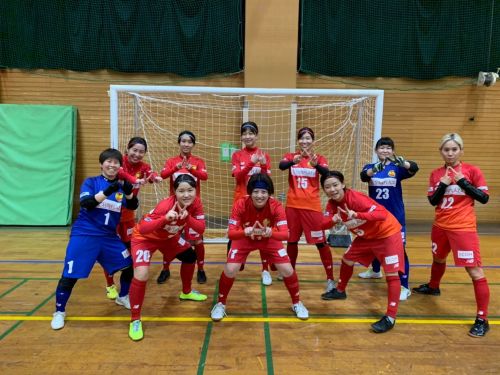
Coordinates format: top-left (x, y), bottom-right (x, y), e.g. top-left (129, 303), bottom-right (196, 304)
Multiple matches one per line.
top-left (0, 104), bottom-right (76, 225)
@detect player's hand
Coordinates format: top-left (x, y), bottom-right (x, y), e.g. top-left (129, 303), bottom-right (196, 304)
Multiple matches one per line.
top-left (166, 209), bottom-right (179, 221)
top-left (176, 162), bottom-right (183, 169)
top-left (449, 165), bottom-right (464, 181)
top-left (153, 176), bottom-right (163, 183)
top-left (258, 152), bottom-right (267, 164)
top-left (244, 226), bottom-right (254, 237)
top-left (309, 153), bottom-right (318, 167)
top-left (372, 162), bottom-right (385, 173)
top-left (250, 153), bottom-right (260, 164)
top-left (338, 204), bottom-right (357, 220)
top-left (103, 182), bottom-right (120, 196)
top-left (176, 202), bottom-right (189, 220)
top-left (135, 178), bottom-right (146, 185)
top-left (292, 154), bottom-right (302, 164)
top-left (389, 155), bottom-right (406, 167)
top-left (440, 167), bottom-right (453, 185)
top-left (122, 180), bottom-right (134, 195)
top-left (262, 226), bottom-right (272, 238)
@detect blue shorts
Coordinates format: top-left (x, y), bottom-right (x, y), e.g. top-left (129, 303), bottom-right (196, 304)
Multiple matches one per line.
top-left (62, 235), bottom-right (131, 278)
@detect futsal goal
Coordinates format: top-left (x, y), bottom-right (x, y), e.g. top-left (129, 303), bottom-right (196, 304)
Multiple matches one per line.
top-left (109, 86), bottom-right (384, 242)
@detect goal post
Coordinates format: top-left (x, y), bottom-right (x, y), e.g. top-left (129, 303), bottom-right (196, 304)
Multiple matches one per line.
top-left (109, 85), bottom-right (384, 243)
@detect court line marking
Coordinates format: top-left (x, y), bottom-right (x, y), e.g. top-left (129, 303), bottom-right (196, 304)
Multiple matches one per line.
top-left (1, 316), bottom-right (498, 325)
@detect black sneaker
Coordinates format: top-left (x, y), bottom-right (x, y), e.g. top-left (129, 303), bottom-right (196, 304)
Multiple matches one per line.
top-left (371, 316), bottom-right (395, 333)
top-left (321, 288), bottom-right (347, 300)
top-left (197, 270), bottom-right (207, 284)
top-left (157, 269), bottom-right (170, 284)
top-left (412, 283), bottom-right (440, 296)
top-left (469, 317), bottom-right (489, 337)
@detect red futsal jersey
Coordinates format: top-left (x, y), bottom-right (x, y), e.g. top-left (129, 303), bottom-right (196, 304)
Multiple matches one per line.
top-left (428, 162), bottom-right (488, 231)
top-left (118, 155), bottom-right (158, 222)
top-left (282, 152), bottom-right (328, 212)
top-left (231, 147), bottom-right (271, 203)
top-left (161, 154), bottom-right (207, 196)
top-left (323, 189), bottom-right (401, 239)
top-left (132, 196), bottom-right (205, 242)
top-left (228, 196), bottom-right (288, 243)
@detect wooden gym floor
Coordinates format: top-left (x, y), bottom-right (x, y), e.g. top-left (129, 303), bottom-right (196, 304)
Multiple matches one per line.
top-left (0, 227), bottom-right (498, 374)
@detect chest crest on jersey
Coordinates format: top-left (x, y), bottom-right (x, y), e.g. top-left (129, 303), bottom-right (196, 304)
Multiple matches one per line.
top-left (388, 170), bottom-right (396, 177)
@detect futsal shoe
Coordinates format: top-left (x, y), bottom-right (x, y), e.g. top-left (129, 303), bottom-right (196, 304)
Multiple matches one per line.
top-left (211, 302), bottom-right (227, 321)
top-left (129, 320), bottom-right (144, 341)
top-left (51, 311), bottom-right (66, 330)
top-left (197, 270), bottom-right (207, 284)
top-left (157, 269), bottom-right (170, 284)
top-left (358, 268), bottom-right (383, 279)
top-left (261, 270), bottom-right (272, 286)
top-left (468, 318), bottom-right (490, 337)
top-left (412, 283), bottom-right (441, 296)
top-left (179, 290), bottom-right (208, 301)
top-left (292, 301), bottom-right (309, 320)
top-left (371, 316), bottom-right (395, 333)
top-left (115, 295), bottom-right (131, 309)
top-left (106, 284), bottom-right (119, 299)
top-left (399, 286), bottom-right (412, 301)
top-left (321, 288), bottom-right (347, 300)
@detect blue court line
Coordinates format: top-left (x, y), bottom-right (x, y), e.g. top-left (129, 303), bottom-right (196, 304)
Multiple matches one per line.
top-left (1, 259), bottom-right (500, 269)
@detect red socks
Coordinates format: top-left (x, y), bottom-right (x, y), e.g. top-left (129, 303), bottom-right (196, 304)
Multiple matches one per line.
top-left (337, 260), bottom-right (354, 292)
top-left (473, 277), bottom-right (490, 319)
top-left (260, 250), bottom-right (269, 271)
top-left (103, 270), bottom-right (114, 287)
top-left (180, 262), bottom-right (195, 294)
top-left (194, 243), bottom-right (205, 271)
top-left (283, 271), bottom-right (300, 304)
top-left (385, 275), bottom-right (401, 319)
top-left (217, 272), bottom-right (235, 304)
top-left (287, 243), bottom-right (298, 269)
top-left (429, 261), bottom-right (446, 289)
top-left (318, 245), bottom-right (334, 280)
top-left (130, 278), bottom-right (147, 321)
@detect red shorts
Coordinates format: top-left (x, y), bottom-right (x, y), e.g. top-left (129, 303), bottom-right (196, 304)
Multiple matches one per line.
top-left (183, 225), bottom-right (202, 242)
top-left (228, 238), bottom-right (290, 264)
top-left (431, 225), bottom-right (481, 267)
top-left (285, 207), bottom-right (325, 244)
top-left (344, 232), bottom-right (404, 274)
top-left (130, 236), bottom-right (191, 267)
top-left (117, 219), bottom-right (135, 243)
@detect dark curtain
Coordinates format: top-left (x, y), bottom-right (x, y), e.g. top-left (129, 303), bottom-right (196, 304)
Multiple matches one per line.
top-left (0, 0), bottom-right (243, 77)
top-left (299, 0), bottom-right (500, 79)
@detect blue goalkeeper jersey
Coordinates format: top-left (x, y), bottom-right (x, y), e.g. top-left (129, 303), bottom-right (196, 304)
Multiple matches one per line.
top-left (71, 175), bottom-right (128, 237)
top-left (361, 162), bottom-right (413, 227)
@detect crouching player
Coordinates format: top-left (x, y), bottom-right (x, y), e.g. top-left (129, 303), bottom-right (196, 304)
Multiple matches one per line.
top-left (211, 173), bottom-right (309, 321)
top-left (320, 170), bottom-right (404, 333)
top-left (51, 148), bottom-right (137, 330)
top-left (128, 174), bottom-right (207, 341)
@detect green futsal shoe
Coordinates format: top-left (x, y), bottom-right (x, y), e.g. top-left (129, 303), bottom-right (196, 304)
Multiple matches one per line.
top-left (179, 290), bottom-right (207, 301)
top-left (129, 320), bottom-right (143, 341)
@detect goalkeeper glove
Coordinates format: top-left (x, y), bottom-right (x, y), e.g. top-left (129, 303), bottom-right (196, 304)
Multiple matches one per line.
top-left (390, 155), bottom-right (406, 167)
top-left (372, 162), bottom-right (385, 173)
top-left (122, 180), bottom-right (134, 195)
top-left (103, 182), bottom-right (120, 196)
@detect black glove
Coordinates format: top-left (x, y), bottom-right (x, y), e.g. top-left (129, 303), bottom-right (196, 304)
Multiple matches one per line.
top-left (389, 155), bottom-right (406, 167)
top-left (103, 182), bottom-right (120, 196)
top-left (122, 180), bottom-right (134, 195)
top-left (372, 162), bottom-right (385, 173)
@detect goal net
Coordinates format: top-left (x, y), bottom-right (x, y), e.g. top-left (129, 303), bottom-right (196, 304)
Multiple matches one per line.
top-left (109, 86), bottom-right (383, 242)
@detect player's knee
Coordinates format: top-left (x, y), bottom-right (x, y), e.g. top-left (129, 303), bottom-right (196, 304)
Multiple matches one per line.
top-left (57, 277), bottom-right (77, 291)
top-left (177, 248), bottom-right (197, 264)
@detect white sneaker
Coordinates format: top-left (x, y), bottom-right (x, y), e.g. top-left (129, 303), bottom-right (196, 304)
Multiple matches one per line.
top-left (51, 311), bottom-right (66, 330)
top-left (358, 268), bottom-right (383, 279)
top-left (115, 295), bottom-right (131, 309)
top-left (400, 286), bottom-right (411, 301)
top-left (262, 270), bottom-right (272, 286)
top-left (292, 301), bottom-right (309, 320)
top-left (325, 279), bottom-right (336, 293)
top-left (211, 302), bottom-right (227, 321)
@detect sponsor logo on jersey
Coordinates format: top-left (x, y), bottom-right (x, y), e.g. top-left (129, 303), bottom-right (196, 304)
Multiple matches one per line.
top-left (388, 170), bottom-right (396, 177)
top-left (457, 250), bottom-right (474, 259)
top-left (290, 167), bottom-right (316, 178)
top-left (370, 177), bottom-right (397, 187)
top-left (98, 199), bottom-right (122, 212)
top-left (385, 255), bottom-right (399, 265)
top-left (444, 184), bottom-right (465, 196)
top-left (115, 192), bottom-right (124, 202)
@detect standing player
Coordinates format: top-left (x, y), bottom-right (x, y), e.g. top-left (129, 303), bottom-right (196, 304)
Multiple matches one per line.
top-left (413, 133), bottom-right (490, 337)
top-left (279, 127), bottom-right (335, 294)
top-left (102, 137), bottom-right (162, 300)
top-left (211, 173), bottom-right (309, 321)
top-left (157, 131), bottom-right (208, 284)
top-left (358, 137), bottom-right (419, 300)
top-left (230, 121), bottom-right (273, 286)
top-left (320, 170), bottom-right (404, 333)
top-left (128, 174), bottom-right (207, 341)
top-left (51, 148), bottom-right (138, 330)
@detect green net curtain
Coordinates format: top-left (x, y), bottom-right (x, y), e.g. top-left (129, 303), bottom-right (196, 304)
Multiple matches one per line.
top-left (0, 0), bottom-right (243, 77)
top-left (299, 0), bottom-right (500, 79)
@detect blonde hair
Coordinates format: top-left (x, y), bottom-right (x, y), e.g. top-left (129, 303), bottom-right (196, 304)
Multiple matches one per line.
top-left (439, 133), bottom-right (464, 150)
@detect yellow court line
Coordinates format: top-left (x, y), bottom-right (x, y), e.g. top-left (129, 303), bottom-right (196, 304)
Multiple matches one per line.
top-left (1, 315), bottom-right (499, 325)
